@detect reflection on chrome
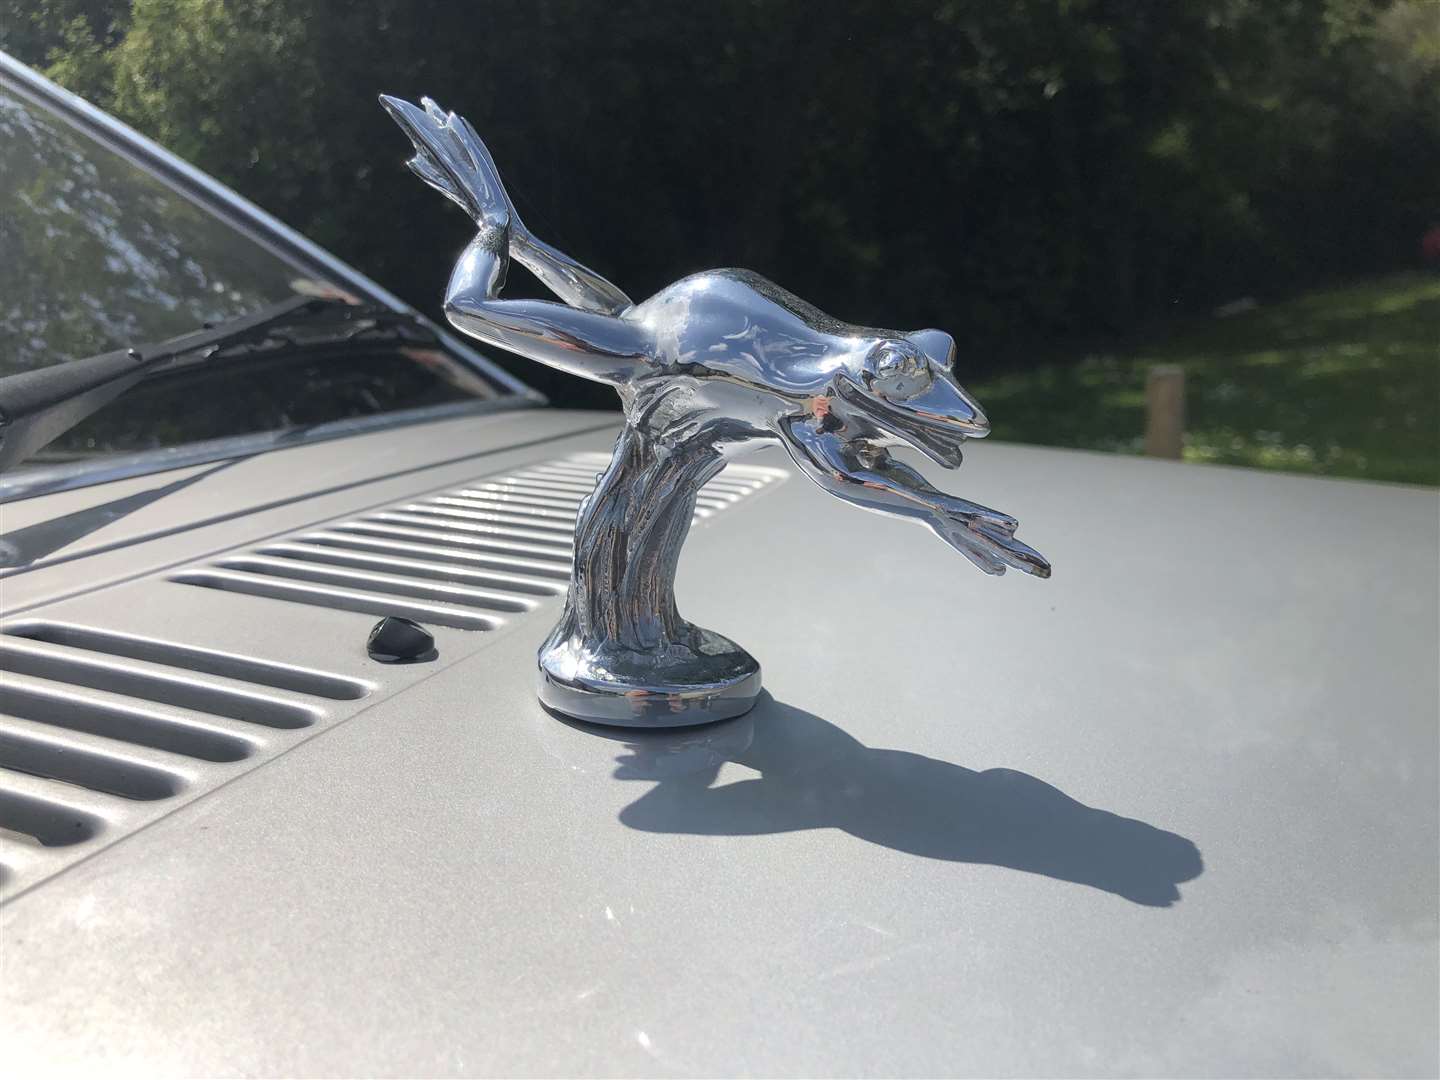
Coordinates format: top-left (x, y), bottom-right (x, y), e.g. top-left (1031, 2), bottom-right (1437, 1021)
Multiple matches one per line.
top-left (384, 95), bottom-right (1050, 727)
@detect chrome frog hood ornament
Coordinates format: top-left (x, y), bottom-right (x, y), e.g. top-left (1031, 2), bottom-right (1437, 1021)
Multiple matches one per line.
top-left (383, 96), bottom-right (1050, 727)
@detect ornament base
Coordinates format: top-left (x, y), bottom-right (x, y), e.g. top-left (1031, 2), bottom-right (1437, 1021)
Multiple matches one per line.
top-left (537, 626), bottom-right (761, 728)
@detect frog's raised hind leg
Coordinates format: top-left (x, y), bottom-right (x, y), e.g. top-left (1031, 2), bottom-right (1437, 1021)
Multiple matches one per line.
top-left (380, 95), bottom-right (651, 386)
top-left (443, 237), bottom-right (652, 386)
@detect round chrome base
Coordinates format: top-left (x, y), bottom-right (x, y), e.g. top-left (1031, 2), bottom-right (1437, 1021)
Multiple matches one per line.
top-left (537, 627), bottom-right (762, 728)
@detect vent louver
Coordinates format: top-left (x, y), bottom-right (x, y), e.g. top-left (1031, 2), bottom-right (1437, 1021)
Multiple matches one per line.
top-left (3, 624), bottom-right (367, 699)
top-left (170, 451), bottom-right (784, 632)
top-left (0, 625), bottom-right (370, 897)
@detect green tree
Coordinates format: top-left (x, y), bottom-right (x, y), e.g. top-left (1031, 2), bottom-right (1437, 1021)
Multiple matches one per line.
top-left (8, 0), bottom-right (1435, 404)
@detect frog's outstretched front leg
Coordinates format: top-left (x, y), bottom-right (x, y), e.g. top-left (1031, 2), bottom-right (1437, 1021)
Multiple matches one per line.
top-left (779, 419), bottom-right (1051, 577)
top-left (380, 95), bottom-right (651, 386)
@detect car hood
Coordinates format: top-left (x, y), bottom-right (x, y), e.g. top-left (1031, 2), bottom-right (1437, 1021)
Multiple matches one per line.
top-left (1, 407), bottom-right (1436, 1077)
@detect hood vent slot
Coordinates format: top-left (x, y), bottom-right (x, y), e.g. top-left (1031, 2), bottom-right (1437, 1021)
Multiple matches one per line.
top-left (207, 556), bottom-right (538, 614)
top-left (0, 624), bottom-right (369, 894)
top-left (287, 532), bottom-right (573, 584)
top-left (387, 503), bottom-right (578, 537)
top-left (170, 569), bottom-right (502, 632)
top-left (3, 624), bottom-right (367, 699)
top-left (252, 542), bottom-right (563, 597)
top-left (0, 638), bottom-right (320, 729)
top-left (0, 680), bottom-right (252, 763)
top-left (363, 510), bottom-right (574, 548)
top-left (0, 787), bottom-right (101, 848)
top-left (168, 452), bottom-right (785, 633)
top-left (324, 520), bottom-right (575, 563)
top-left (0, 724), bottom-right (184, 802)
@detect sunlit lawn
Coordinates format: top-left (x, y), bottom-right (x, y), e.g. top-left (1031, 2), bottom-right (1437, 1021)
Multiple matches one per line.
top-left (972, 272), bottom-right (1440, 486)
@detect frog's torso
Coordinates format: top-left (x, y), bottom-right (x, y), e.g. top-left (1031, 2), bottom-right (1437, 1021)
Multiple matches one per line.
top-left (620, 269), bottom-right (889, 450)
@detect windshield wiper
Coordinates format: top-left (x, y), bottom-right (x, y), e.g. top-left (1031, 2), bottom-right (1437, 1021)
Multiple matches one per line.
top-left (0, 295), bottom-right (431, 473)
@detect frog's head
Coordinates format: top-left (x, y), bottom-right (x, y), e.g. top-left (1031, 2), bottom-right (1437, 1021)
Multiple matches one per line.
top-left (834, 330), bottom-right (988, 468)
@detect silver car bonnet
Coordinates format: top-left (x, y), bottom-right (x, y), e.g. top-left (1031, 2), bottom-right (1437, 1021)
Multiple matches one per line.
top-left (0, 408), bottom-right (1436, 1077)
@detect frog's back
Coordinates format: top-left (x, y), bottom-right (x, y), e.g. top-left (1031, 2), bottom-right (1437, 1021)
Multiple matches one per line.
top-left (636, 269), bottom-right (877, 394)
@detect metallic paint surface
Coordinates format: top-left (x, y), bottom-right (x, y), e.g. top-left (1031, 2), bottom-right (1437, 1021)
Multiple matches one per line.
top-left (1, 421), bottom-right (1436, 1076)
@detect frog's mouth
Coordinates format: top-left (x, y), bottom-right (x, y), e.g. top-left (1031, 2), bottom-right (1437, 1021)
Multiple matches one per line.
top-left (834, 371), bottom-right (989, 468)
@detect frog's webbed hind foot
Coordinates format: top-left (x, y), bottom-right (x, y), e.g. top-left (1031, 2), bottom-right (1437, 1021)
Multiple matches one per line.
top-left (380, 95), bottom-right (511, 227)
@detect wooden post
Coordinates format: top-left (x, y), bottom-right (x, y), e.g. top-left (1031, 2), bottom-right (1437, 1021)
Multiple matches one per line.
top-left (1144, 364), bottom-right (1186, 459)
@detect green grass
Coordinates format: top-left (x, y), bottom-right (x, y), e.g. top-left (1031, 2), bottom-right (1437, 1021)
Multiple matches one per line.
top-left (971, 272), bottom-right (1440, 486)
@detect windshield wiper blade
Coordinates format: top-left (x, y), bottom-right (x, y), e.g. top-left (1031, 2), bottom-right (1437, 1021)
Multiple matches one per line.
top-left (0, 295), bottom-right (418, 473)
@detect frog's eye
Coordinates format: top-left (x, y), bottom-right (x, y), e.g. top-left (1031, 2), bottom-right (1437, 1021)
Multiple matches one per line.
top-left (867, 344), bottom-right (932, 401)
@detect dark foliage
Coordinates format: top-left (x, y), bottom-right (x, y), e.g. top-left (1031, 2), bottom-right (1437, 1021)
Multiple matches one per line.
top-left (4, 0), bottom-right (1436, 407)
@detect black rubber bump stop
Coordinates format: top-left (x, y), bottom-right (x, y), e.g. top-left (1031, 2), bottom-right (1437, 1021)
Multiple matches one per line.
top-left (366, 616), bottom-right (437, 663)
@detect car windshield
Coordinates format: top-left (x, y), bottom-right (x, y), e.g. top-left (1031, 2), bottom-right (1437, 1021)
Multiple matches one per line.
top-left (0, 82), bottom-right (510, 469)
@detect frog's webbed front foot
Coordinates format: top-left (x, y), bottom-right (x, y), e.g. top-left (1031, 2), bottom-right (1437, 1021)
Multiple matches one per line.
top-left (777, 418), bottom-right (1051, 577)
